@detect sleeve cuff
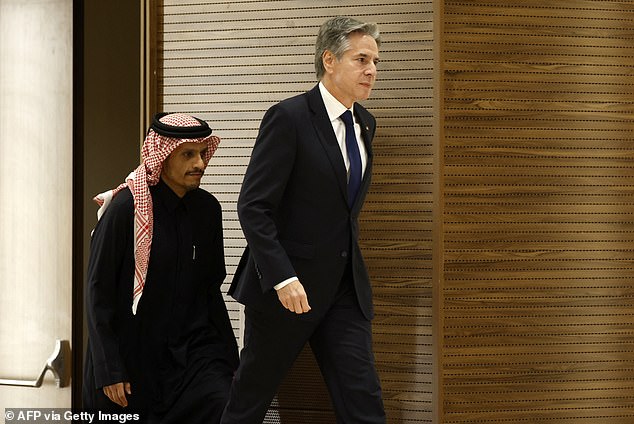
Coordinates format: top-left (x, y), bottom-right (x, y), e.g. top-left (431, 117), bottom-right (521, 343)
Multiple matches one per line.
top-left (274, 276), bottom-right (299, 291)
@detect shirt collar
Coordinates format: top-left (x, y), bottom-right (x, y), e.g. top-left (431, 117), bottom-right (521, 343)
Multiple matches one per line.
top-left (319, 82), bottom-right (355, 123)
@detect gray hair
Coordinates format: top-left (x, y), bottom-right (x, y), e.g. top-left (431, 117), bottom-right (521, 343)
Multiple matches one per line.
top-left (314, 16), bottom-right (381, 80)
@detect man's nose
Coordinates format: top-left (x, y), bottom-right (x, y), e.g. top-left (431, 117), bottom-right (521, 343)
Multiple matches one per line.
top-left (194, 154), bottom-right (205, 169)
top-left (366, 62), bottom-right (377, 76)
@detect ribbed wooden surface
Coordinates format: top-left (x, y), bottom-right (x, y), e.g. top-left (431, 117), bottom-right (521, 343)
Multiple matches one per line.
top-left (157, 0), bottom-right (435, 422)
top-left (443, 1), bottom-right (634, 423)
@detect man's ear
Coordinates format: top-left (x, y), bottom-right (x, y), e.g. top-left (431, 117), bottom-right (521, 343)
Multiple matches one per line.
top-left (322, 50), bottom-right (335, 74)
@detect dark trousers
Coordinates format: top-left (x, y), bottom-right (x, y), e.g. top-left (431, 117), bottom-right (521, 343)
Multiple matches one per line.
top-left (221, 275), bottom-right (385, 424)
top-left (83, 355), bottom-right (233, 424)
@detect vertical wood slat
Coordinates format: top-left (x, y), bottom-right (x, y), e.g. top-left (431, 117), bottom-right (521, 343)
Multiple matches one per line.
top-left (157, 1), bottom-right (435, 422)
top-left (442, 1), bottom-right (634, 423)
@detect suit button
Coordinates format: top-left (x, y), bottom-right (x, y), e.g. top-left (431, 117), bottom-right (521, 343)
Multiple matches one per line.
top-left (341, 251), bottom-right (348, 258)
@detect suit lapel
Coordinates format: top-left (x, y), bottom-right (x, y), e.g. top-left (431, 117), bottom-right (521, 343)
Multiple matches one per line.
top-left (307, 86), bottom-right (348, 203)
top-left (307, 85), bottom-right (376, 211)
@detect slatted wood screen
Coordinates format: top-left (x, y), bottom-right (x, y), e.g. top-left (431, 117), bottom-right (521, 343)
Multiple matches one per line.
top-left (157, 0), bottom-right (435, 422)
top-left (443, 1), bottom-right (634, 423)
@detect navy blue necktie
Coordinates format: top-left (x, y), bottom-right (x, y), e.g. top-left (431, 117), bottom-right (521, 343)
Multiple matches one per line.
top-left (340, 110), bottom-right (362, 207)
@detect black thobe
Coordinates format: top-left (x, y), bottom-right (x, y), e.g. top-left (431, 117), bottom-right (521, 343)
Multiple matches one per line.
top-left (83, 180), bottom-right (239, 423)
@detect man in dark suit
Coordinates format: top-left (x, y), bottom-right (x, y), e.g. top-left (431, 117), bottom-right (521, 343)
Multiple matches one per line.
top-left (221, 16), bottom-right (385, 424)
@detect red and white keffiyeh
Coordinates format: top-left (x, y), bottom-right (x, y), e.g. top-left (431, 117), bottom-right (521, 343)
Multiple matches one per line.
top-left (93, 113), bottom-right (220, 314)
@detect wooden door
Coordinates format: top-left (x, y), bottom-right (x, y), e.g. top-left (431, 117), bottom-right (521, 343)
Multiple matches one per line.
top-left (0, 0), bottom-right (73, 409)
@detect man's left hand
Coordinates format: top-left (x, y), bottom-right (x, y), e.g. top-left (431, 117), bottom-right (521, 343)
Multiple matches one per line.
top-left (276, 280), bottom-right (311, 314)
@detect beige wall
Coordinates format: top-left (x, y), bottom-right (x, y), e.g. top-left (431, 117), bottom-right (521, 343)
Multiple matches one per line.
top-left (0, 0), bottom-right (72, 408)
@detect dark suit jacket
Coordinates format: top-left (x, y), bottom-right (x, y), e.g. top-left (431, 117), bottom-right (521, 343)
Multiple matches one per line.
top-left (229, 84), bottom-right (376, 320)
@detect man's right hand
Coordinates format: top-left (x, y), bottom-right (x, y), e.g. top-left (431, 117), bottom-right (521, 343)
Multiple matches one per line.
top-left (276, 280), bottom-right (311, 314)
top-left (103, 382), bottom-right (132, 407)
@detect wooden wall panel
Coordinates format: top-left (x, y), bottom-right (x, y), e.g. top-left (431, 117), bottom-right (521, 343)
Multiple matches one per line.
top-left (157, 1), bottom-right (435, 422)
top-left (442, 1), bottom-right (634, 423)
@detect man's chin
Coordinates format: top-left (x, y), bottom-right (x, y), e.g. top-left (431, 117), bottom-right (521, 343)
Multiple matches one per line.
top-left (356, 89), bottom-right (372, 101)
top-left (186, 182), bottom-right (201, 192)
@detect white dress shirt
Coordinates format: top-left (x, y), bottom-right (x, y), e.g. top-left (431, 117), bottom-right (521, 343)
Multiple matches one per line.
top-left (319, 81), bottom-right (368, 179)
